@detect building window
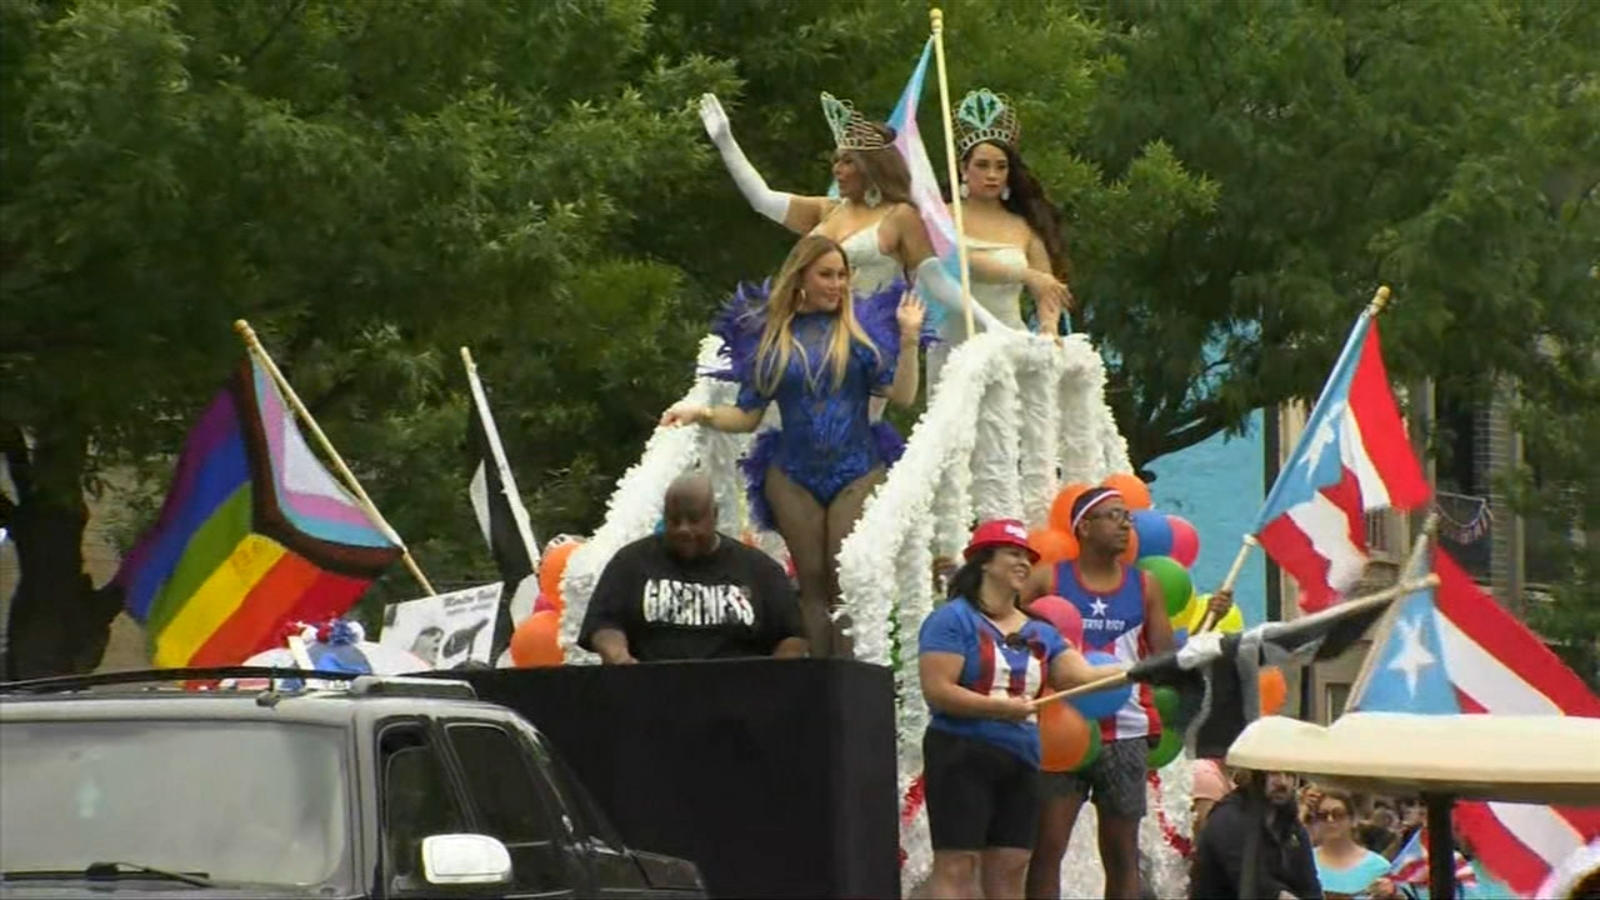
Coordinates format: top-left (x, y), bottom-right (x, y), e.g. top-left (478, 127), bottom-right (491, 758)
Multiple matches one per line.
top-left (1325, 683), bottom-right (1351, 721)
top-left (1365, 512), bottom-right (1390, 557)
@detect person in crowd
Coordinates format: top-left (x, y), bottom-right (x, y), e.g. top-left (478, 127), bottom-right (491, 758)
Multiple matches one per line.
top-left (918, 519), bottom-right (1127, 900)
top-left (1021, 486), bottom-right (1233, 900)
top-left (1191, 769), bottom-right (1324, 900)
top-left (699, 90), bottom-right (1013, 330)
top-left (1191, 758), bottom-right (1234, 839)
top-left (1358, 805), bottom-right (1400, 856)
top-left (577, 474), bottom-right (808, 663)
top-left (1311, 789), bottom-right (1397, 899)
top-left (663, 236), bottom-right (923, 658)
top-left (926, 88), bottom-right (1073, 395)
top-left (1300, 782), bottom-right (1327, 832)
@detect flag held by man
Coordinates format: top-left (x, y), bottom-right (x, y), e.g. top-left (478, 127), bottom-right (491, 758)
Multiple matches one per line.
top-left (1253, 306), bottom-right (1430, 612)
top-left (1125, 583), bottom-right (1412, 757)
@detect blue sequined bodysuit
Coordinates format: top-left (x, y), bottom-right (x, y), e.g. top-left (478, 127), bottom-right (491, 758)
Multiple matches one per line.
top-left (736, 312), bottom-right (896, 505)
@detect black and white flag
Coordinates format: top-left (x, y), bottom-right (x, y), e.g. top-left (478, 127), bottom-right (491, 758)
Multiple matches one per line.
top-left (1126, 577), bottom-right (1422, 758)
top-left (464, 351), bottom-right (540, 660)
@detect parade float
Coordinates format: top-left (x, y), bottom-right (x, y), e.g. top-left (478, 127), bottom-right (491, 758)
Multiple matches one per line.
top-left (531, 321), bottom-right (1253, 896)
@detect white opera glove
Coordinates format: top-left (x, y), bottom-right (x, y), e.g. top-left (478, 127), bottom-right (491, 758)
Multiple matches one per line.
top-left (700, 94), bottom-right (792, 225)
top-left (914, 257), bottom-right (1012, 334)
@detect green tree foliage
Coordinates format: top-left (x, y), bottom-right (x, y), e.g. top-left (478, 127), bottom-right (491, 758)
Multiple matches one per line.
top-left (0, 0), bottom-right (732, 675)
top-left (2, 0), bottom-right (1596, 675)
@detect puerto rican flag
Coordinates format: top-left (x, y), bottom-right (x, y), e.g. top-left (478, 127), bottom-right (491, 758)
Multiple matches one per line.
top-left (1352, 549), bottom-right (1600, 896)
top-left (1389, 827), bottom-right (1479, 893)
top-left (1253, 311), bottom-right (1429, 612)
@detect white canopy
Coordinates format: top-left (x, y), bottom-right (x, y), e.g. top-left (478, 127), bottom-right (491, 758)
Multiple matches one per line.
top-left (1225, 712), bottom-right (1600, 805)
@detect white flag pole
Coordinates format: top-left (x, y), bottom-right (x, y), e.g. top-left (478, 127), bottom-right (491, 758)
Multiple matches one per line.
top-left (460, 348), bottom-right (541, 574)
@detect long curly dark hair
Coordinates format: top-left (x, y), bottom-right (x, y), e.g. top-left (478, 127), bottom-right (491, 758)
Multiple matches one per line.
top-left (951, 140), bottom-right (1072, 283)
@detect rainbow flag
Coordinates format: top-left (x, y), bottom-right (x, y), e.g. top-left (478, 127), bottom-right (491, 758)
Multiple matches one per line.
top-left (114, 356), bottom-right (402, 668)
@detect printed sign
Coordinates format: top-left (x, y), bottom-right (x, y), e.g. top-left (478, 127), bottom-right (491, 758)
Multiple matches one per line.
top-left (380, 582), bottom-right (503, 669)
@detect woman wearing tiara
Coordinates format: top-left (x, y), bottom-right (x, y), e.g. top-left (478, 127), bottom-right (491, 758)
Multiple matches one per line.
top-left (700, 92), bottom-right (1006, 330)
top-left (661, 235), bottom-right (926, 659)
top-left (926, 89), bottom-right (1075, 396)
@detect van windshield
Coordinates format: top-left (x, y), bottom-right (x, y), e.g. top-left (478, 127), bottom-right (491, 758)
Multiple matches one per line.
top-left (0, 718), bottom-right (351, 891)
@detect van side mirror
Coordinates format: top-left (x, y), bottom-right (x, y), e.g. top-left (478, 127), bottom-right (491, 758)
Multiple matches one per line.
top-left (420, 834), bottom-right (512, 886)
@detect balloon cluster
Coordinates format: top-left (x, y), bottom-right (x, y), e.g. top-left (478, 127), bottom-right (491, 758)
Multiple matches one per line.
top-left (1028, 472), bottom-right (1284, 771)
top-left (508, 536), bottom-right (584, 668)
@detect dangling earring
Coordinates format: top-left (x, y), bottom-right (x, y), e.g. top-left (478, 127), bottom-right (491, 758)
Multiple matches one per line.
top-left (958, 181), bottom-right (970, 199)
top-left (864, 186), bottom-right (882, 208)
top-left (1000, 185), bottom-right (1011, 201)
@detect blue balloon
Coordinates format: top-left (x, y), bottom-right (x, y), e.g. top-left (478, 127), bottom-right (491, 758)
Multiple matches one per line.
top-left (1174, 627), bottom-right (1189, 649)
top-left (1131, 509), bottom-right (1174, 558)
top-left (1067, 650), bottom-right (1133, 721)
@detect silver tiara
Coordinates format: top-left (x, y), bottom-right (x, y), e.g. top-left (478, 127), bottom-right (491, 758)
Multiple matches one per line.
top-left (954, 89), bottom-right (1021, 156)
top-left (821, 92), bottom-right (888, 151)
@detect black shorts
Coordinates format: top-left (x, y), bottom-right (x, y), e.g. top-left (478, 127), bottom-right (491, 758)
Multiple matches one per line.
top-left (922, 727), bottom-right (1040, 851)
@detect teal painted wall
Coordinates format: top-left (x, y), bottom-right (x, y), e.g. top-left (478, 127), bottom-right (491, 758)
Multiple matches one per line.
top-left (1145, 410), bottom-right (1267, 626)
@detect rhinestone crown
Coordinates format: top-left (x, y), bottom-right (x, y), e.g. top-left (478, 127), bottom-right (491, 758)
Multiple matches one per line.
top-left (821, 92), bottom-right (889, 151)
top-left (954, 89), bottom-right (1021, 156)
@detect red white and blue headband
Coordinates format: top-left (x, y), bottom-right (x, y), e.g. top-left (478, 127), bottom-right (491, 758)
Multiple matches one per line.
top-left (1070, 487), bottom-right (1124, 531)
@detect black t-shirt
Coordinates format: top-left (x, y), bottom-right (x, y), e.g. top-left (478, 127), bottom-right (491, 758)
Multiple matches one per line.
top-left (577, 534), bottom-right (804, 662)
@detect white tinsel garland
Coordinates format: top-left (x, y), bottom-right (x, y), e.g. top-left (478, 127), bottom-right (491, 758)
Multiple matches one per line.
top-left (1017, 340), bottom-right (1067, 527)
top-left (969, 347), bottom-right (1023, 523)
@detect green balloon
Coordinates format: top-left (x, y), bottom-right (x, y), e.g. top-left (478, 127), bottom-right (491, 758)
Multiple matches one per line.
top-left (1147, 728), bottom-right (1183, 769)
top-left (1153, 686), bottom-right (1180, 727)
top-left (1072, 723), bottom-right (1103, 773)
top-left (1136, 556), bottom-right (1193, 618)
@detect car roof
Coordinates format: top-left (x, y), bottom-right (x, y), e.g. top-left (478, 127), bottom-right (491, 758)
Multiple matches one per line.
top-left (0, 674), bottom-right (514, 729)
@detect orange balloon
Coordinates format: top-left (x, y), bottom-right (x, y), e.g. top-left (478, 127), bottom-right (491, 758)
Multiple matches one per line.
top-left (1040, 702), bottom-right (1095, 773)
top-left (1101, 472), bottom-right (1153, 511)
top-left (1259, 666), bottom-right (1287, 716)
top-left (1028, 527), bottom-right (1079, 566)
top-left (510, 609), bottom-right (564, 668)
top-left (1048, 482), bottom-right (1092, 534)
top-left (538, 541), bottom-right (582, 611)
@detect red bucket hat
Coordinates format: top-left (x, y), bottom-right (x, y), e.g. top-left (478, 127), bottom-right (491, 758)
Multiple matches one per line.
top-left (964, 519), bottom-right (1039, 563)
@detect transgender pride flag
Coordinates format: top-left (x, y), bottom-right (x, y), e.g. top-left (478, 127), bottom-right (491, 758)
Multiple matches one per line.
top-left (887, 39), bottom-right (961, 282)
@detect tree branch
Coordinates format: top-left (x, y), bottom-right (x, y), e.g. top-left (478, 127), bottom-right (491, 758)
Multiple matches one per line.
top-left (243, 0), bottom-right (307, 68)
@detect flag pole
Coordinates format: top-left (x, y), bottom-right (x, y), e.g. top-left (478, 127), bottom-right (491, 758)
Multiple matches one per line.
top-left (233, 320), bottom-right (437, 597)
top-left (461, 347), bottom-right (541, 572)
top-left (929, 8), bottom-right (976, 340)
top-left (1197, 285), bottom-right (1394, 633)
top-left (1031, 570), bottom-right (1441, 711)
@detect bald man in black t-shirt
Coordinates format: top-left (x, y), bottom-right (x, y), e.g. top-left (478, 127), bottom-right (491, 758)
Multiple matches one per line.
top-left (578, 475), bottom-right (808, 663)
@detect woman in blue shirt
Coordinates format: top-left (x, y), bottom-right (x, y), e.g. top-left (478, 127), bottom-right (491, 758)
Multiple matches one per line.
top-left (919, 519), bottom-right (1127, 900)
top-left (1312, 790), bottom-right (1397, 899)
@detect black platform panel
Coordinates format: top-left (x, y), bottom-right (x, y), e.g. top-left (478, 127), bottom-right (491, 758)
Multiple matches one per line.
top-left (460, 658), bottom-right (900, 899)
